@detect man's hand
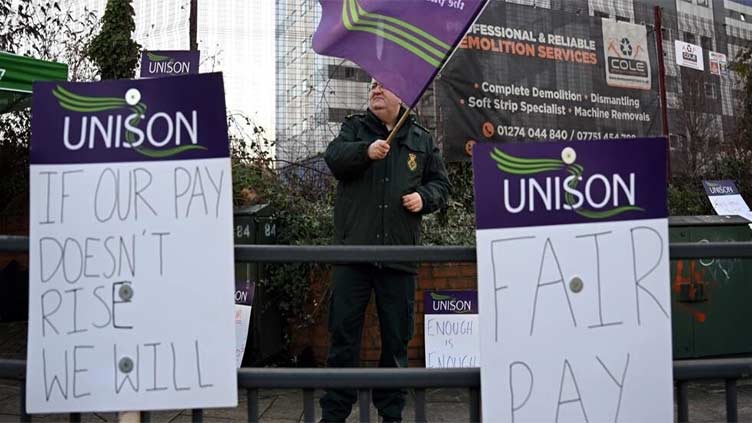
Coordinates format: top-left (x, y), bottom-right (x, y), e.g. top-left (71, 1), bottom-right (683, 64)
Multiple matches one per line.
top-left (402, 192), bottom-right (423, 213)
top-left (367, 139), bottom-right (390, 160)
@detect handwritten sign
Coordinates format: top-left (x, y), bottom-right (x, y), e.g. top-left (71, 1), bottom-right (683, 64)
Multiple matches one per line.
top-left (473, 139), bottom-right (672, 422)
top-left (26, 73), bottom-right (237, 413)
top-left (140, 50), bottom-right (199, 78)
top-left (424, 291), bottom-right (479, 368)
top-left (234, 280), bottom-right (255, 368)
top-left (703, 180), bottom-right (752, 221)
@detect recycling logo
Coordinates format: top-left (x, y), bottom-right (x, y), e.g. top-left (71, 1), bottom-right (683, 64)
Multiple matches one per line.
top-left (620, 38), bottom-right (633, 57)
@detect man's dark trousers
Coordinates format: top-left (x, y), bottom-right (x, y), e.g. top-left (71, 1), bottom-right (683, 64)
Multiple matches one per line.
top-left (320, 264), bottom-right (416, 422)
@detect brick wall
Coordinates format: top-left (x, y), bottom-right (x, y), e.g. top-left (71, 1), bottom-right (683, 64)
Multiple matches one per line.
top-left (0, 213), bottom-right (29, 269)
top-left (297, 262), bottom-right (477, 367)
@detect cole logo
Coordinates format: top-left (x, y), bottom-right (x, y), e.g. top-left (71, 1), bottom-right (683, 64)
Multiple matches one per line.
top-left (682, 44), bottom-right (698, 64)
top-left (407, 153), bottom-right (418, 172)
top-left (606, 36), bottom-right (648, 78)
top-left (53, 85), bottom-right (206, 158)
top-left (602, 20), bottom-right (651, 90)
top-left (491, 147), bottom-right (644, 219)
top-left (146, 52), bottom-right (192, 75)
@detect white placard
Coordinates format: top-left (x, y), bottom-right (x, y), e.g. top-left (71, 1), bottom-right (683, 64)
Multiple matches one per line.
top-left (424, 315), bottom-right (480, 368)
top-left (675, 40), bottom-right (705, 71)
top-left (708, 195), bottom-right (751, 218)
top-left (477, 219), bottom-right (673, 422)
top-left (703, 180), bottom-right (752, 222)
top-left (234, 305), bottom-right (252, 368)
top-left (27, 160), bottom-right (237, 412)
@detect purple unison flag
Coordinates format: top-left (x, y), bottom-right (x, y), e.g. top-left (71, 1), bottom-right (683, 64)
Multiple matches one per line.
top-left (313, 0), bottom-right (486, 107)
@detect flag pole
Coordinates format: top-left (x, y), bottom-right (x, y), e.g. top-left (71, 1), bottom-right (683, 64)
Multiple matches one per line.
top-left (385, 107), bottom-right (412, 145)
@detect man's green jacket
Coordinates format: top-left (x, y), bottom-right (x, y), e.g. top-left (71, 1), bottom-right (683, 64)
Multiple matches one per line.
top-left (324, 108), bottom-right (450, 273)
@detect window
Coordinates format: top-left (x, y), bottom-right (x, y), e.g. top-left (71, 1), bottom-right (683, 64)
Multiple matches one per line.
top-left (594, 10), bottom-right (609, 19)
top-left (669, 134), bottom-right (682, 151)
top-left (705, 83), bottom-right (716, 99)
top-left (328, 108), bottom-right (362, 122)
top-left (684, 32), bottom-right (696, 44)
top-left (701, 36), bottom-right (712, 51)
top-left (327, 65), bottom-right (370, 82)
top-left (661, 27), bottom-right (672, 41)
top-left (697, 0), bottom-right (709, 6)
top-left (616, 16), bottom-right (630, 22)
top-left (666, 77), bottom-right (678, 93)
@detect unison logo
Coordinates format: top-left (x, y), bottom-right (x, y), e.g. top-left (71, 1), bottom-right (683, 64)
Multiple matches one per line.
top-left (491, 147), bottom-right (644, 219)
top-left (682, 44), bottom-right (699, 63)
top-left (53, 85), bottom-right (206, 158)
top-left (146, 52), bottom-right (192, 75)
top-left (705, 182), bottom-right (734, 195)
top-left (430, 292), bottom-right (473, 314)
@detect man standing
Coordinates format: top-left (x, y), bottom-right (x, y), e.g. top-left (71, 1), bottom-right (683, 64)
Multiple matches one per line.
top-left (320, 80), bottom-right (450, 422)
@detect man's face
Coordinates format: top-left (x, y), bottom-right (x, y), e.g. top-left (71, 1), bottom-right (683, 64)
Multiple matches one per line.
top-left (368, 80), bottom-right (401, 114)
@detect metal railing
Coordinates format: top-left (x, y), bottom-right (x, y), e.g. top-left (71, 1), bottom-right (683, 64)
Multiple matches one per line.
top-left (1, 358), bottom-right (751, 422)
top-left (2, 235), bottom-right (752, 422)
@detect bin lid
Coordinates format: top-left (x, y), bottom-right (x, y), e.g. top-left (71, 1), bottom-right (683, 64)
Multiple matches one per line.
top-left (234, 203), bottom-right (274, 217)
top-left (669, 215), bottom-right (751, 227)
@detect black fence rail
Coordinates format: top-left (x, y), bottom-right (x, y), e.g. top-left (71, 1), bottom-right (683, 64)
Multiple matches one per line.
top-left (2, 235), bottom-right (752, 422)
top-left (6, 235), bottom-right (752, 262)
top-left (1, 359), bottom-right (751, 422)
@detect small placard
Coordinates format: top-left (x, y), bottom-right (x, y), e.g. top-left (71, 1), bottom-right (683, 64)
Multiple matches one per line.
top-left (140, 50), bottom-right (200, 78)
top-left (234, 280), bottom-right (255, 368)
top-left (703, 180), bottom-right (752, 221)
top-left (424, 291), bottom-right (479, 368)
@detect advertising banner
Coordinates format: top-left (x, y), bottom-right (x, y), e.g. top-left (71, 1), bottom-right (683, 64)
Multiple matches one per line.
top-left (436, 2), bottom-right (661, 161)
top-left (709, 51), bottom-right (728, 76)
top-left (26, 73), bottom-right (237, 412)
top-left (675, 40), bottom-right (704, 71)
top-left (473, 138), bottom-right (673, 422)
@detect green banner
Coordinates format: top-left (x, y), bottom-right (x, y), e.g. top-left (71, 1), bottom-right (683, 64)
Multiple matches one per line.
top-left (0, 51), bottom-right (68, 112)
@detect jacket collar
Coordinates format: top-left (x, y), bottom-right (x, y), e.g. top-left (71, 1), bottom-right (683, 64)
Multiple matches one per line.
top-left (365, 106), bottom-right (413, 141)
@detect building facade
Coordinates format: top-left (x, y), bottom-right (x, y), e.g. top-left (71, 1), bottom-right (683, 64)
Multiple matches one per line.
top-left (62, 0), bottom-right (275, 146)
top-left (275, 0), bottom-right (752, 166)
